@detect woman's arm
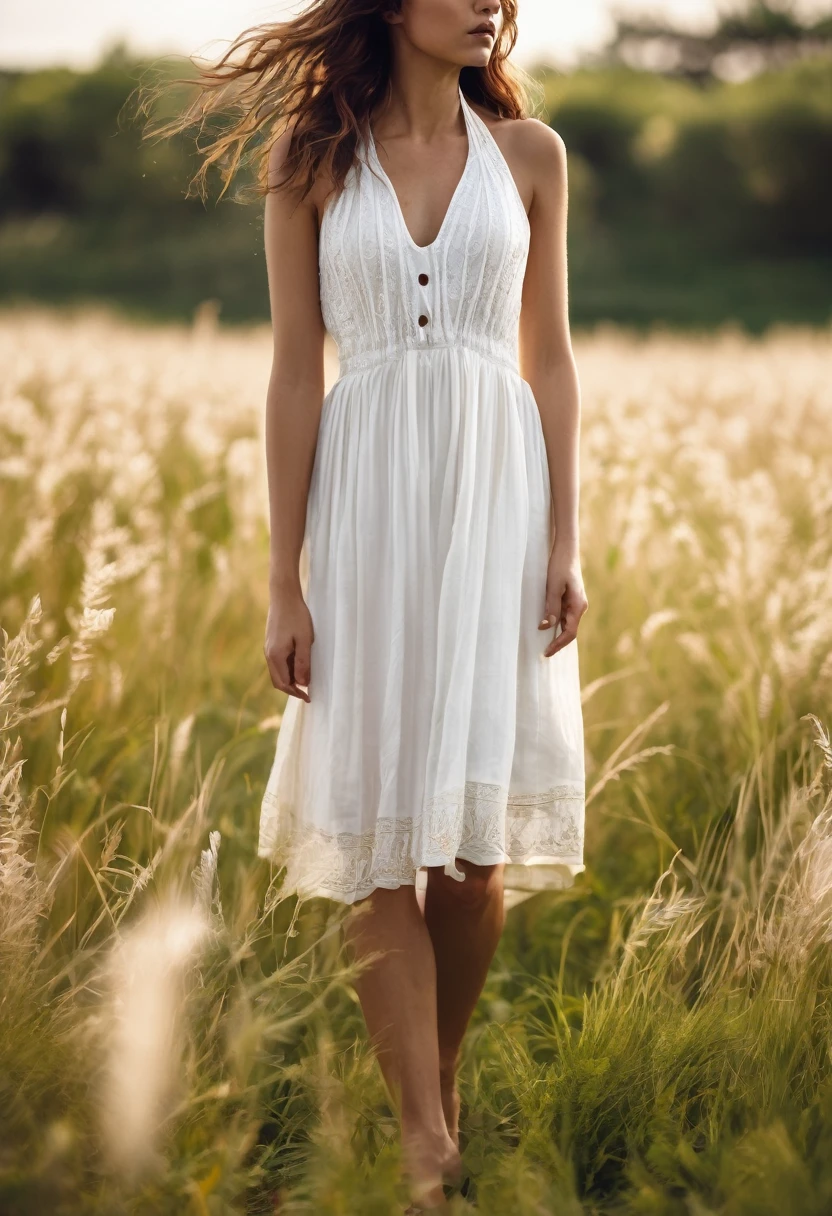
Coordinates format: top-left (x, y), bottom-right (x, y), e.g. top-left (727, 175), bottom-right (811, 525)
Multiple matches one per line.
top-left (517, 120), bottom-right (589, 656)
top-left (262, 129), bottom-right (327, 701)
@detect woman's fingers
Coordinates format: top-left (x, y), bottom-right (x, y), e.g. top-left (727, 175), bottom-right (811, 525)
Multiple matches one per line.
top-left (538, 594), bottom-right (559, 631)
top-left (291, 636), bottom-right (312, 690)
top-left (267, 642), bottom-right (311, 701)
top-left (287, 648), bottom-right (311, 701)
top-left (264, 596), bottom-right (314, 701)
top-left (541, 583), bottom-right (588, 657)
top-left (544, 617), bottom-right (577, 657)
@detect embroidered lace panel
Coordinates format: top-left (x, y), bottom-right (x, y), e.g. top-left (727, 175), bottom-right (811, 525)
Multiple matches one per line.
top-left (260, 779), bottom-right (585, 903)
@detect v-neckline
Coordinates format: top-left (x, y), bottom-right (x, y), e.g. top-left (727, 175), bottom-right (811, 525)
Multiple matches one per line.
top-left (367, 84), bottom-right (474, 253)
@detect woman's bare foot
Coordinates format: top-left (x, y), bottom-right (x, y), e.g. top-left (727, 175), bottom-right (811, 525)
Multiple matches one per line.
top-left (401, 1124), bottom-right (462, 1209)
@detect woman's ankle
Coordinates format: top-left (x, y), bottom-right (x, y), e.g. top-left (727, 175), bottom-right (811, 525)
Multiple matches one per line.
top-left (401, 1112), bottom-right (454, 1150)
top-left (400, 1122), bottom-right (459, 1204)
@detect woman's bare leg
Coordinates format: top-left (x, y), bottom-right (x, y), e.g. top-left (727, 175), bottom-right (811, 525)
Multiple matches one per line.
top-left (423, 860), bottom-right (506, 1148)
top-left (342, 884), bottom-right (461, 1208)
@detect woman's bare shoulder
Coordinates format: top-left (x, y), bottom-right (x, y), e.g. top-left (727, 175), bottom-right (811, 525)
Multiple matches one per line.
top-left (468, 103), bottom-right (566, 213)
top-left (266, 120), bottom-right (336, 235)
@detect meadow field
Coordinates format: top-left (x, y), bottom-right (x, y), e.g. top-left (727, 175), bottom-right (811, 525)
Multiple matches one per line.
top-left (2, 305), bottom-right (832, 1214)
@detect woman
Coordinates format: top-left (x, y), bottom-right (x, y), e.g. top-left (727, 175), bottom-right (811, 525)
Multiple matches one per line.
top-left (163, 0), bottom-right (588, 1208)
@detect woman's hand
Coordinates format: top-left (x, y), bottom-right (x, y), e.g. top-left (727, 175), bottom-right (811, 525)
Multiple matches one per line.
top-left (264, 587), bottom-right (315, 702)
top-left (538, 540), bottom-right (589, 658)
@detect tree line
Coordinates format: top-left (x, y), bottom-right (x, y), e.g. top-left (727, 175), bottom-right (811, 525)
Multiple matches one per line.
top-left (0, 23), bottom-right (830, 330)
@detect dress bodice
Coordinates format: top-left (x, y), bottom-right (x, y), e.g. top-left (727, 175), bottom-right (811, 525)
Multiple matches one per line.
top-left (318, 83), bottom-right (531, 380)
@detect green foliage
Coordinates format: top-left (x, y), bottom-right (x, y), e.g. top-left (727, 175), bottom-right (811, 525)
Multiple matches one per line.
top-left (0, 55), bottom-right (268, 324)
top-left (541, 58), bottom-right (832, 262)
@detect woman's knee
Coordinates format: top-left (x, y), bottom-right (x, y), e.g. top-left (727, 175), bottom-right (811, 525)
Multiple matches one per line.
top-left (429, 859), bottom-right (503, 908)
top-left (346, 882), bottom-right (419, 929)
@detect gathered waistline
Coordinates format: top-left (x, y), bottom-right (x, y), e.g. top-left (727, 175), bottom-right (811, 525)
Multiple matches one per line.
top-left (335, 341), bottom-right (523, 382)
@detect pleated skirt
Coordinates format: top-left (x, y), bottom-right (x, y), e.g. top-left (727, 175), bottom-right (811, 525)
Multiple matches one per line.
top-left (258, 345), bottom-right (585, 905)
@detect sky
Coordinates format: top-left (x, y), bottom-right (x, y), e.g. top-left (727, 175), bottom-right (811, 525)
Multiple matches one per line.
top-left (1, 0), bottom-right (726, 72)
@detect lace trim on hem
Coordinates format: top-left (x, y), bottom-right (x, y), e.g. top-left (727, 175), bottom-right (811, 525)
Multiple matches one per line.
top-left (259, 859), bottom-right (585, 906)
top-left (258, 779), bottom-right (585, 904)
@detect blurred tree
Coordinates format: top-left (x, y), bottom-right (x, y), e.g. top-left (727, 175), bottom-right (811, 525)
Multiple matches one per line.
top-left (602, 0), bottom-right (832, 83)
top-left (0, 43), bottom-right (829, 329)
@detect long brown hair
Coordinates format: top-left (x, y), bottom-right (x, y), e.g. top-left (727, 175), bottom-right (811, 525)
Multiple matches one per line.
top-left (140, 0), bottom-right (535, 207)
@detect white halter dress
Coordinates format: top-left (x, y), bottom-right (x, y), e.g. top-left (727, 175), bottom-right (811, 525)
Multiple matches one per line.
top-left (259, 84), bottom-right (586, 906)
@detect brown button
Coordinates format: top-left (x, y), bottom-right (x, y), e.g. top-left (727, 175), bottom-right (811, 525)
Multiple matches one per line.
top-left (418, 314), bottom-right (429, 327)
top-left (418, 273), bottom-right (429, 286)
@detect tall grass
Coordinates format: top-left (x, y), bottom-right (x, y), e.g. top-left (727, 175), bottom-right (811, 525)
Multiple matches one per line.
top-left (1, 305), bottom-right (831, 1213)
